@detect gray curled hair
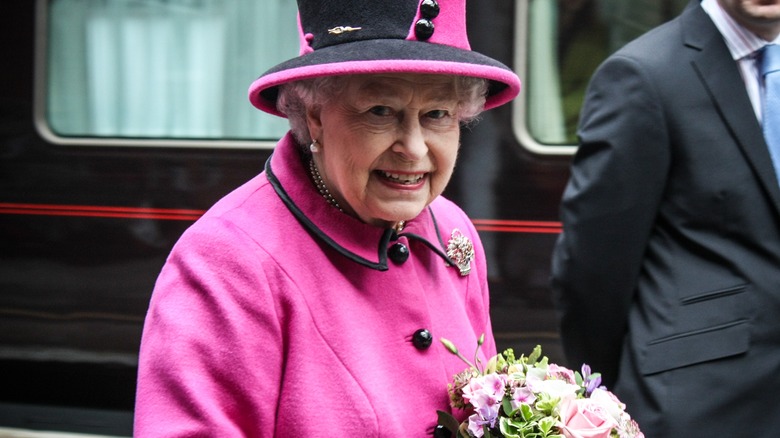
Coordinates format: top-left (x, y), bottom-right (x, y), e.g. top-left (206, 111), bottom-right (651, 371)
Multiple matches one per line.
top-left (276, 74), bottom-right (489, 152)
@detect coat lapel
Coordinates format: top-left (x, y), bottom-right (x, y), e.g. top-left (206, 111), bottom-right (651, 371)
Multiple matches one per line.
top-left (683, 6), bottom-right (780, 214)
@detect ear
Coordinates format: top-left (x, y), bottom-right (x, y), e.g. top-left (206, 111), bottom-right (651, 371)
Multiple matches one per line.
top-left (305, 105), bottom-right (323, 143)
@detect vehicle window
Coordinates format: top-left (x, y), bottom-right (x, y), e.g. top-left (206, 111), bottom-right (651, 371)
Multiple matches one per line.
top-left (519, 0), bottom-right (687, 152)
top-left (43, 0), bottom-right (298, 142)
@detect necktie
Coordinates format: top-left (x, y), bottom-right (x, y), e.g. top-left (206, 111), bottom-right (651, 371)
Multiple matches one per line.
top-left (761, 44), bottom-right (780, 184)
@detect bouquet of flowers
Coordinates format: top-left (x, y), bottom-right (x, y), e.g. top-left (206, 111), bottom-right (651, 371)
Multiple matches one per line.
top-left (437, 337), bottom-right (643, 438)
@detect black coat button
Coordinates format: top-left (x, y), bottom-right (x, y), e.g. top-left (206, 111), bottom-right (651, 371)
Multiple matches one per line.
top-left (388, 242), bottom-right (409, 264)
top-left (433, 425), bottom-right (452, 438)
top-left (412, 328), bottom-right (432, 350)
top-left (415, 19), bottom-right (435, 40)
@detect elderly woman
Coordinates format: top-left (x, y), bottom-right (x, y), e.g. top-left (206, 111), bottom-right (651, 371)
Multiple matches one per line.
top-left (134, 0), bottom-right (520, 436)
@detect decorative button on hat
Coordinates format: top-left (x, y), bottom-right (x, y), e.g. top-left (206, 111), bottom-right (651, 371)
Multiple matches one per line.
top-left (249, 0), bottom-right (521, 117)
top-left (420, 0), bottom-right (441, 19)
top-left (414, 0), bottom-right (440, 40)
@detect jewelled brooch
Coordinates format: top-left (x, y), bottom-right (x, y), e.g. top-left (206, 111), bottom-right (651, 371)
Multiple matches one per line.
top-left (446, 228), bottom-right (474, 276)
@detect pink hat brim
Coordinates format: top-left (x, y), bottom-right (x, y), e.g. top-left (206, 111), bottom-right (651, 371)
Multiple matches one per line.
top-left (248, 39), bottom-right (521, 117)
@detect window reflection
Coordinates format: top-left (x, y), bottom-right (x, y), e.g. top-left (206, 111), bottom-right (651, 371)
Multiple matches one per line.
top-left (45, 0), bottom-right (297, 140)
top-left (526, 0), bottom-right (687, 145)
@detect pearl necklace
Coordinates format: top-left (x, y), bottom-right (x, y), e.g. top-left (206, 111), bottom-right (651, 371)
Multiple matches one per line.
top-left (308, 158), bottom-right (343, 212)
top-left (307, 157), bottom-right (406, 232)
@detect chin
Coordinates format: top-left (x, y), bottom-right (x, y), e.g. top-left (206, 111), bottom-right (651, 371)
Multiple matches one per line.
top-left (373, 204), bottom-right (426, 224)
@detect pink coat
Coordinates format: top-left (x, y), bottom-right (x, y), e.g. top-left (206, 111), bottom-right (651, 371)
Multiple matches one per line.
top-left (134, 133), bottom-right (495, 436)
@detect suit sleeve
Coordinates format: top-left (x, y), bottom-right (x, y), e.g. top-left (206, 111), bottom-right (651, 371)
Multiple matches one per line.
top-left (550, 54), bottom-right (671, 386)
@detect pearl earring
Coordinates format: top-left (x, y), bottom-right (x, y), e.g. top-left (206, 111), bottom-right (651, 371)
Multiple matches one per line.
top-left (309, 139), bottom-right (319, 153)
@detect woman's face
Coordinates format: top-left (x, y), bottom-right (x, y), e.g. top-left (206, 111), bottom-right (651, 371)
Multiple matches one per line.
top-left (306, 74), bottom-right (463, 228)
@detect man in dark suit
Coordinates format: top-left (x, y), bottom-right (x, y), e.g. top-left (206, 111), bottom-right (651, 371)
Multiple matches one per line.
top-left (551, 0), bottom-right (780, 436)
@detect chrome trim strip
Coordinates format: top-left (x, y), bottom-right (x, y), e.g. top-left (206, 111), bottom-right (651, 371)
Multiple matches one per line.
top-left (512, 0), bottom-right (577, 156)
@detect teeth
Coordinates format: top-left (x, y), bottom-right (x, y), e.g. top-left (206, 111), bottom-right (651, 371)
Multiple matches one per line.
top-left (379, 171), bottom-right (424, 184)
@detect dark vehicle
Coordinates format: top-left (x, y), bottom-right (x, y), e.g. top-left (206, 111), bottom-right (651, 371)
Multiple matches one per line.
top-left (0, 1), bottom-right (685, 435)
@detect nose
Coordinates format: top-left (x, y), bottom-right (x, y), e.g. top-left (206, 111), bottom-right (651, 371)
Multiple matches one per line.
top-left (392, 116), bottom-right (428, 161)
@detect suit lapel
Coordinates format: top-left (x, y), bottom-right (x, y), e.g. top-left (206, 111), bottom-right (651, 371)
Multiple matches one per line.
top-left (683, 6), bottom-right (780, 213)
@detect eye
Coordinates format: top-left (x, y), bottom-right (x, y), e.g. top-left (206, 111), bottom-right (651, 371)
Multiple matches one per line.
top-left (426, 109), bottom-right (451, 120)
top-left (423, 109), bottom-right (458, 128)
top-left (368, 106), bottom-right (393, 117)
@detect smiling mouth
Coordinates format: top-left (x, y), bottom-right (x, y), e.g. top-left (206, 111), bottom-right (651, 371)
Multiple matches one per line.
top-left (377, 170), bottom-right (426, 185)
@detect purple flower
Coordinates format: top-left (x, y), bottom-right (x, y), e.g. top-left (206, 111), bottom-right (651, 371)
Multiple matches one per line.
top-left (467, 405), bottom-right (499, 438)
top-left (581, 364), bottom-right (603, 396)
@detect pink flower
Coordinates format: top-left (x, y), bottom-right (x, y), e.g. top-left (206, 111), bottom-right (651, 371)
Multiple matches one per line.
top-left (548, 363), bottom-right (577, 384)
top-left (462, 373), bottom-right (506, 410)
top-left (617, 417), bottom-right (645, 438)
top-left (558, 397), bottom-right (617, 438)
top-left (509, 384), bottom-right (536, 411)
top-left (462, 373), bottom-right (506, 436)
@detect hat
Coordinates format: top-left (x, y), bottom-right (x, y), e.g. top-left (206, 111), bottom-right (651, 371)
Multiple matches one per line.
top-left (248, 0), bottom-right (521, 117)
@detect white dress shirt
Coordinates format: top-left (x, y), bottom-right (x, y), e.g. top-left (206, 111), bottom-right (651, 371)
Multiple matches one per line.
top-left (702, 0), bottom-right (780, 122)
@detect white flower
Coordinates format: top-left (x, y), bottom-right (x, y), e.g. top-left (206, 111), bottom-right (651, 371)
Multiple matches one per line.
top-left (589, 388), bottom-right (626, 423)
top-left (526, 375), bottom-right (580, 400)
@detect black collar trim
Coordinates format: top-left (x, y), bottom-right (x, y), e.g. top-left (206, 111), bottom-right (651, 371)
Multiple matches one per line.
top-left (266, 154), bottom-right (457, 271)
top-left (266, 155), bottom-right (388, 271)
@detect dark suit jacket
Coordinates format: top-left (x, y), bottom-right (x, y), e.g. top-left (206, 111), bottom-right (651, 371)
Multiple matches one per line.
top-left (551, 3), bottom-right (780, 437)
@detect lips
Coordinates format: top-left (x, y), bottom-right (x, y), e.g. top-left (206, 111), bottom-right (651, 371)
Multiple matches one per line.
top-left (377, 170), bottom-right (425, 185)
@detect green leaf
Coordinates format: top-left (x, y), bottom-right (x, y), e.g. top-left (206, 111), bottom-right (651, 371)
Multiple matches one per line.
top-left (538, 417), bottom-right (556, 435)
top-left (499, 417), bottom-right (522, 438)
top-left (527, 345), bottom-right (542, 364)
top-left (503, 396), bottom-right (517, 417)
top-left (535, 395), bottom-right (560, 416)
top-left (520, 403), bottom-right (535, 422)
